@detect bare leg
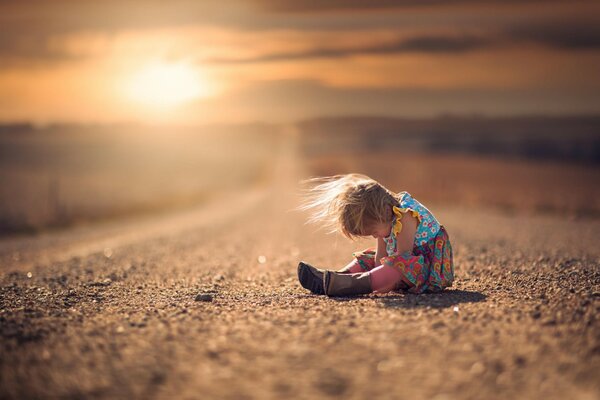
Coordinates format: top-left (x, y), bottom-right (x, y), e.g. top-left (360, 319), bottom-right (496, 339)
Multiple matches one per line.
top-left (368, 264), bottom-right (404, 293)
top-left (337, 259), bottom-right (369, 274)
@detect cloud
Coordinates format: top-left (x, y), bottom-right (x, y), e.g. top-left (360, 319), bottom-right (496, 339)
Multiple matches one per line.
top-left (204, 34), bottom-right (494, 64)
top-left (508, 20), bottom-right (600, 50)
top-left (188, 78), bottom-right (600, 123)
top-left (0, 35), bottom-right (86, 68)
top-left (0, 0), bottom-right (597, 68)
top-left (250, 0), bottom-right (573, 13)
top-left (203, 20), bottom-right (600, 65)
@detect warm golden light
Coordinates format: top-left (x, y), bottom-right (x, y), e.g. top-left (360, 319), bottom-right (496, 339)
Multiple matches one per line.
top-left (125, 61), bottom-right (211, 108)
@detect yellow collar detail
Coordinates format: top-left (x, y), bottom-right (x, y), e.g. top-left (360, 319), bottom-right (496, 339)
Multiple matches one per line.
top-left (391, 205), bottom-right (421, 237)
top-left (391, 206), bottom-right (404, 237)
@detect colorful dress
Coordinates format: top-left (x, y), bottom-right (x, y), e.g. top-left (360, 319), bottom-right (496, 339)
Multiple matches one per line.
top-left (353, 192), bottom-right (454, 294)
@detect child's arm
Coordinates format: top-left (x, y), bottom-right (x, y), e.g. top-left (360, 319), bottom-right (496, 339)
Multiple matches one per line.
top-left (395, 212), bottom-right (419, 254)
top-left (375, 237), bottom-right (386, 265)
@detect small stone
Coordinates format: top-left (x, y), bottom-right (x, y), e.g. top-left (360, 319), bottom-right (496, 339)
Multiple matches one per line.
top-left (89, 278), bottom-right (112, 287)
top-left (496, 372), bottom-right (510, 386)
top-left (195, 293), bottom-right (213, 302)
top-left (514, 355), bottom-right (527, 366)
top-left (470, 362), bottom-right (485, 375)
top-left (116, 326), bottom-right (125, 333)
top-left (431, 321), bottom-right (446, 329)
top-left (103, 248), bottom-right (113, 258)
top-left (41, 349), bottom-right (51, 360)
top-left (542, 318), bottom-right (556, 326)
top-left (258, 255), bottom-right (267, 264)
top-left (26, 272), bottom-right (33, 278)
top-left (453, 306), bottom-right (459, 313)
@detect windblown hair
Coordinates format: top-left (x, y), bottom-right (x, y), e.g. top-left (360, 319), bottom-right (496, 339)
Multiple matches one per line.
top-left (299, 174), bottom-right (399, 239)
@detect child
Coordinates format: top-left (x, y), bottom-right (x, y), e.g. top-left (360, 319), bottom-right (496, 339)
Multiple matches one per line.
top-left (297, 174), bottom-right (454, 296)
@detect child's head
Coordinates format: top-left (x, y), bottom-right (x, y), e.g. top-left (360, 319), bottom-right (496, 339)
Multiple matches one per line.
top-left (300, 174), bottom-right (398, 240)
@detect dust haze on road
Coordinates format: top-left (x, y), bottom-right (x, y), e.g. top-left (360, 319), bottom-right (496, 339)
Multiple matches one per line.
top-left (1, 127), bottom-right (599, 400)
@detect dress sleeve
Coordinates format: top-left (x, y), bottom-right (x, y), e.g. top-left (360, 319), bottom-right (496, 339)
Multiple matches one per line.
top-left (391, 205), bottom-right (422, 237)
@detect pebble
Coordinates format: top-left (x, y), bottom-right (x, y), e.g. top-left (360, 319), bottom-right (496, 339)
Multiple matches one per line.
top-left (431, 321), bottom-right (446, 329)
top-left (470, 362), bottom-right (486, 375)
top-left (542, 318), bottom-right (556, 326)
top-left (195, 293), bottom-right (213, 302)
top-left (514, 355), bottom-right (527, 366)
top-left (89, 278), bottom-right (112, 287)
top-left (41, 349), bottom-right (51, 360)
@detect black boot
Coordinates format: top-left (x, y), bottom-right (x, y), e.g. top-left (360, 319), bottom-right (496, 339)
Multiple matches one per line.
top-left (323, 270), bottom-right (372, 297)
top-left (297, 261), bottom-right (326, 295)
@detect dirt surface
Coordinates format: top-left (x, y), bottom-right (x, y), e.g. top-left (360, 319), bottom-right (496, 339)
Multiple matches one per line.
top-left (1, 129), bottom-right (599, 400)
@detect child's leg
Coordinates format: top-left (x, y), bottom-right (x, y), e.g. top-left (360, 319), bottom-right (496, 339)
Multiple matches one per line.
top-left (368, 264), bottom-right (404, 293)
top-left (337, 259), bottom-right (366, 274)
top-left (338, 249), bottom-right (376, 273)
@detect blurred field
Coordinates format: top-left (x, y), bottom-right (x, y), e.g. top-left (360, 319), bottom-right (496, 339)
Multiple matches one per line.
top-left (298, 115), bottom-right (600, 163)
top-left (0, 123), bottom-right (278, 235)
top-left (299, 115), bottom-right (600, 218)
top-left (1, 115), bottom-right (599, 236)
top-left (306, 152), bottom-right (600, 218)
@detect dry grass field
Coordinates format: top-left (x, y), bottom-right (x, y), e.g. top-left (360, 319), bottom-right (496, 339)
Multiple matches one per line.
top-left (298, 115), bottom-right (600, 221)
top-left (306, 151), bottom-right (600, 218)
top-left (0, 124), bottom-right (277, 235)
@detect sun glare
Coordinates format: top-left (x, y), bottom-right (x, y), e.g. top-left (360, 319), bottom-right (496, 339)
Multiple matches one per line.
top-left (126, 62), bottom-right (211, 108)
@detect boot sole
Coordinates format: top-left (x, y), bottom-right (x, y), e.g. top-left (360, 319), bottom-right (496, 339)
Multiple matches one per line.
top-left (297, 262), bottom-right (325, 295)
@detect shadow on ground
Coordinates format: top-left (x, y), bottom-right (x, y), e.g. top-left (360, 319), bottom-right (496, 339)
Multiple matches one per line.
top-left (379, 289), bottom-right (487, 309)
top-left (323, 289), bottom-right (487, 309)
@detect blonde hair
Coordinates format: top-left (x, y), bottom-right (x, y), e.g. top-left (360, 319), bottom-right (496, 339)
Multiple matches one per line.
top-left (299, 174), bottom-right (398, 239)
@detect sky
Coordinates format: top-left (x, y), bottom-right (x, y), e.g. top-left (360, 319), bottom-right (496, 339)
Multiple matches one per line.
top-left (0, 0), bottom-right (599, 125)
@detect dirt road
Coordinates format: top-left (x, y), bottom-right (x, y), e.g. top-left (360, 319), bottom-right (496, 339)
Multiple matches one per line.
top-left (1, 128), bottom-right (599, 400)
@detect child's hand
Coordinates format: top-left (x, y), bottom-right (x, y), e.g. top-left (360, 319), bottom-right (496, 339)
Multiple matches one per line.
top-left (375, 237), bottom-right (386, 265)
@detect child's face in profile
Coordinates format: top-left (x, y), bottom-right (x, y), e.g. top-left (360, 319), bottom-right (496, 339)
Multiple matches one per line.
top-left (365, 220), bottom-right (392, 239)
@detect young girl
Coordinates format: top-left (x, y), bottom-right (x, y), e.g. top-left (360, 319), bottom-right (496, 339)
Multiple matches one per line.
top-left (297, 174), bottom-right (454, 296)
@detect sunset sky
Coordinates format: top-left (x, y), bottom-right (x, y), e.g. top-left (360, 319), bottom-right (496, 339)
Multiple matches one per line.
top-left (1, 0), bottom-right (599, 125)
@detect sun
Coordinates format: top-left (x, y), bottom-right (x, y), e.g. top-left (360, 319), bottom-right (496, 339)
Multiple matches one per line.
top-left (125, 61), bottom-right (212, 108)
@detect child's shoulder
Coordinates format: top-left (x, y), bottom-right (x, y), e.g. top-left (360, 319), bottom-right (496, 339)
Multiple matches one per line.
top-left (397, 191), bottom-right (414, 204)
top-left (398, 191), bottom-right (431, 214)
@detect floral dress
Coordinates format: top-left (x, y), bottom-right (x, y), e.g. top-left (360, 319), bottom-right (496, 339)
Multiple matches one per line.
top-left (353, 192), bottom-right (454, 294)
